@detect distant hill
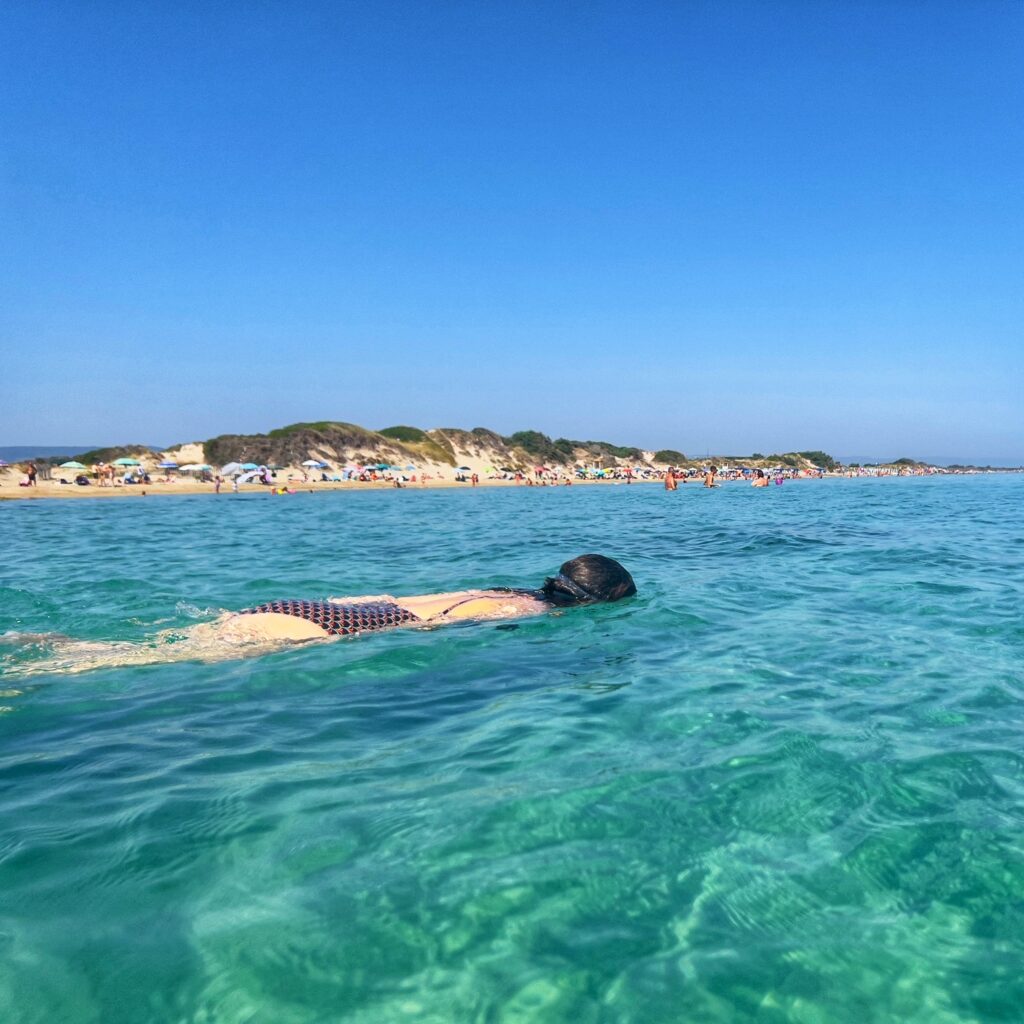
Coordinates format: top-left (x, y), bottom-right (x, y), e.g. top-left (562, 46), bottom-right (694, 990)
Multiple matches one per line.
top-left (3, 426), bottom-right (849, 474)
top-left (0, 445), bottom-right (102, 462)
top-left (838, 454), bottom-right (1023, 469)
top-left (163, 421), bottom-right (838, 474)
top-left (0, 445), bottom-right (163, 464)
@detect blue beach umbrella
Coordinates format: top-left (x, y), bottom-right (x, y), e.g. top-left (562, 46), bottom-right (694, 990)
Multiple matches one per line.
top-left (158, 461), bottom-right (178, 469)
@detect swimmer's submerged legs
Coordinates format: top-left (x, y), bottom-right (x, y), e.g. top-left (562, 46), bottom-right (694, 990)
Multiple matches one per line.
top-left (1, 617), bottom-right (323, 676)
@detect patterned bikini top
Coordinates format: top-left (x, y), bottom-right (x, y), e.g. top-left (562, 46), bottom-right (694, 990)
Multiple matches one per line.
top-left (240, 599), bottom-right (420, 636)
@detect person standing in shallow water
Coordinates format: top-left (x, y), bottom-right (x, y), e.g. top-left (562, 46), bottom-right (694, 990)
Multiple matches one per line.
top-left (704, 465), bottom-right (718, 488)
top-left (664, 468), bottom-right (677, 491)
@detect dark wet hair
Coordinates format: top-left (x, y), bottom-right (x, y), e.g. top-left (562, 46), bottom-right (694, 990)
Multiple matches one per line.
top-left (540, 554), bottom-right (637, 606)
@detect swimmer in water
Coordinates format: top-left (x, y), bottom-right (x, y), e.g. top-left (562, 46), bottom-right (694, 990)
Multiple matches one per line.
top-left (7, 554), bottom-right (636, 675)
top-left (751, 469), bottom-right (769, 487)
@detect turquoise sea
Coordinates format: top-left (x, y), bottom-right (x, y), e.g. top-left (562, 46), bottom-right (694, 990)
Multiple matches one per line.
top-left (2, 476), bottom-right (1023, 1023)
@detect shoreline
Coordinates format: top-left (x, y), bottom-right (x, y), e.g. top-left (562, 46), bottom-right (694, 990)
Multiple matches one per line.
top-left (2, 471), bottom-right (1013, 502)
top-left (0, 476), bottom-right (638, 501)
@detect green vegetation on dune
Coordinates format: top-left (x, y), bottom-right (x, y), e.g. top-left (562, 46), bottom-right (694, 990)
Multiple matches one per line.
top-left (503, 431), bottom-right (646, 466)
top-left (267, 421), bottom-right (378, 441)
top-left (64, 445), bottom-right (156, 464)
top-left (470, 427), bottom-right (505, 445)
top-left (572, 439), bottom-right (644, 461)
top-left (379, 425), bottom-right (429, 443)
top-left (654, 449), bottom-right (687, 464)
top-left (504, 431), bottom-right (573, 465)
top-left (379, 425), bottom-right (456, 464)
top-left (797, 450), bottom-right (838, 470)
top-left (78, 418), bottom-right (843, 474)
top-left (403, 437), bottom-right (456, 466)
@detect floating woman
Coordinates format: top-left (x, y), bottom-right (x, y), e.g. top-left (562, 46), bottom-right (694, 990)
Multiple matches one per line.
top-left (7, 554), bottom-right (636, 675)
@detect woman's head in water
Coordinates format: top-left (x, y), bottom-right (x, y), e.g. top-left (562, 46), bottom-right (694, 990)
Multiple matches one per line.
top-left (541, 554), bottom-right (637, 606)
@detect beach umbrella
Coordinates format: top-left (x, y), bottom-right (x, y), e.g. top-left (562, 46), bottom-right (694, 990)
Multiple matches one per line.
top-left (158, 461), bottom-right (178, 468)
top-left (301, 459), bottom-right (321, 467)
top-left (113, 457), bottom-right (141, 466)
top-left (456, 466), bottom-right (472, 472)
top-left (0, 460), bottom-right (8, 467)
top-left (220, 462), bottom-right (242, 476)
top-left (60, 461), bottom-right (86, 470)
top-left (241, 463), bottom-right (259, 471)
top-left (405, 464), bottom-right (416, 471)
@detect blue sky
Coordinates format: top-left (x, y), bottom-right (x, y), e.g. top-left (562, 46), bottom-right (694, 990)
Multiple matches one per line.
top-left (2, 1), bottom-right (1022, 461)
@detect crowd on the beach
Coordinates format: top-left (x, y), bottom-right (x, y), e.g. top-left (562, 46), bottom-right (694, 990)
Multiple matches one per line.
top-left (0, 453), bottom-right (990, 497)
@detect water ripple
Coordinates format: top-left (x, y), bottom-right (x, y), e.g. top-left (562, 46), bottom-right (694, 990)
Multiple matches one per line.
top-left (1, 476), bottom-right (1023, 1022)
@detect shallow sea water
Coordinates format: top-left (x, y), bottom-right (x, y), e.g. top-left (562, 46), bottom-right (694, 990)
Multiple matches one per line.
top-left (1, 477), bottom-right (1023, 1024)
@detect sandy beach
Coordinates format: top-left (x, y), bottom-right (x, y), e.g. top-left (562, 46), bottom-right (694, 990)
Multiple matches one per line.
top-left (0, 472), bottom-right (630, 501)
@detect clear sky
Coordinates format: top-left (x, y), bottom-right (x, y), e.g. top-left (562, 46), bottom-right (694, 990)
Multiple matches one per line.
top-left (2, 1), bottom-right (1022, 461)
